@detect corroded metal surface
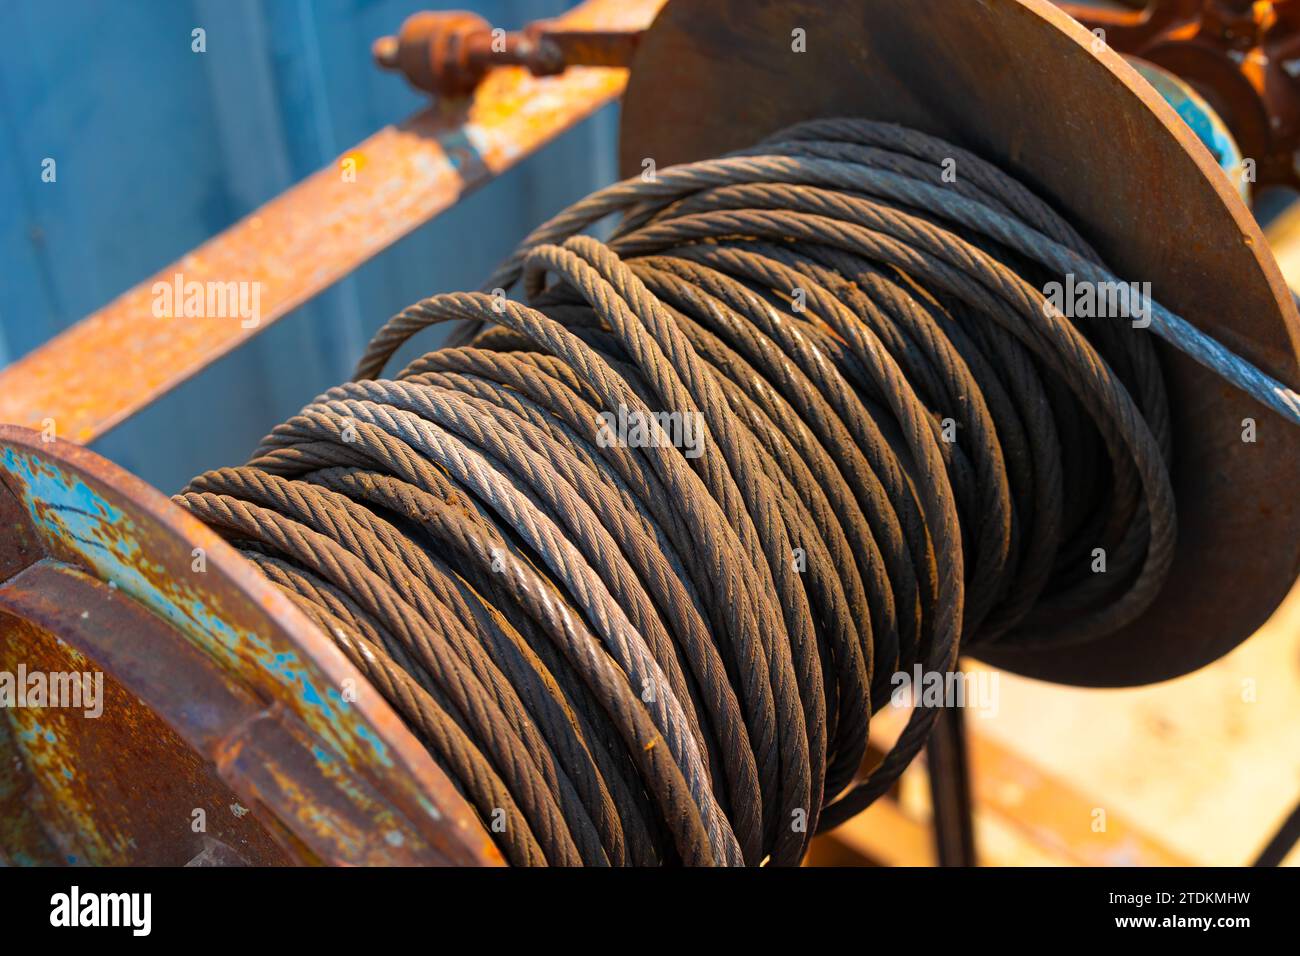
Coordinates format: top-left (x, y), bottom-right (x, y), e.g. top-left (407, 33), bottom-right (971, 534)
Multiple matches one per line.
top-left (1061, 0), bottom-right (1300, 193)
top-left (373, 9), bottom-right (646, 97)
top-left (0, 0), bottom-right (665, 445)
top-left (0, 425), bottom-right (500, 865)
top-left (621, 0), bottom-right (1300, 685)
top-left (1127, 56), bottom-right (1248, 199)
top-left (0, 610), bottom-right (289, 866)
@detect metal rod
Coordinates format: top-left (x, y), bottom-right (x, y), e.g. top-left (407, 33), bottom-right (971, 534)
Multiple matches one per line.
top-left (925, 705), bottom-right (978, 866)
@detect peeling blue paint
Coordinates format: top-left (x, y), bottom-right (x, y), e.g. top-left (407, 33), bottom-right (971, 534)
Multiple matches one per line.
top-left (1, 448), bottom-right (399, 790)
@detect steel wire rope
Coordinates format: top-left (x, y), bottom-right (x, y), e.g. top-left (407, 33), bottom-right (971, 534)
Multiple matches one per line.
top-left (176, 118), bottom-right (1297, 865)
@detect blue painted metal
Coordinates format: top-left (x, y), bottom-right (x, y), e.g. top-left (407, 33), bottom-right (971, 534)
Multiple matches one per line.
top-left (0, 426), bottom-right (500, 865)
top-left (0, 0), bottom-right (617, 492)
top-left (2, 446), bottom-right (368, 761)
top-left (1127, 56), bottom-right (1249, 201)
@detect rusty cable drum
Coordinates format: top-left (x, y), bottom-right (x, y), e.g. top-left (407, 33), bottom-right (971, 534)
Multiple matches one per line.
top-left (4, 0), bottom-right (1300, 867)
top-left (619, 0), bottom-right (1300, 686)
top-left (167, 100), bottom-right (1299, 864)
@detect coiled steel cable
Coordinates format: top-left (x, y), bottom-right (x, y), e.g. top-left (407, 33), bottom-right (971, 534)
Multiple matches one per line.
top-left (176, 117), bottom-right (1286, 865)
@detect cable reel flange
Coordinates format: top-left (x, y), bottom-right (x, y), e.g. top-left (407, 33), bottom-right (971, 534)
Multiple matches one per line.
top-left (618, 0), bottom-right (1300, 686)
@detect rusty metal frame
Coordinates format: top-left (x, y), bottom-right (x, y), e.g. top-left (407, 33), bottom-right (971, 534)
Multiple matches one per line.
top-left (0, 0), bottom-right (664, 446)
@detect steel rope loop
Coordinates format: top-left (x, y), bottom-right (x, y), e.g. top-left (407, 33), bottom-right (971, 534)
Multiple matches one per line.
top-left (176, 117), bottom-right (1207, 865)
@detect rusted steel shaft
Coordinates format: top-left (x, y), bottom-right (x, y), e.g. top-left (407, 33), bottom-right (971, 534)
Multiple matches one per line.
top-left (372, 10), bottom-right (645, 98)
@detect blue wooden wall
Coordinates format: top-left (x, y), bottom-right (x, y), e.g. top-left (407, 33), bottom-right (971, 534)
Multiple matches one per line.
top-left (0, 0), bottom-right (618, 491)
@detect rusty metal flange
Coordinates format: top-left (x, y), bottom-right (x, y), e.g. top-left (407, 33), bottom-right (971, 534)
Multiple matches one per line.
top-left (0, 424), bottom-right (499, 865)
top-left (619, 0), bottom-right (1300, 686)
